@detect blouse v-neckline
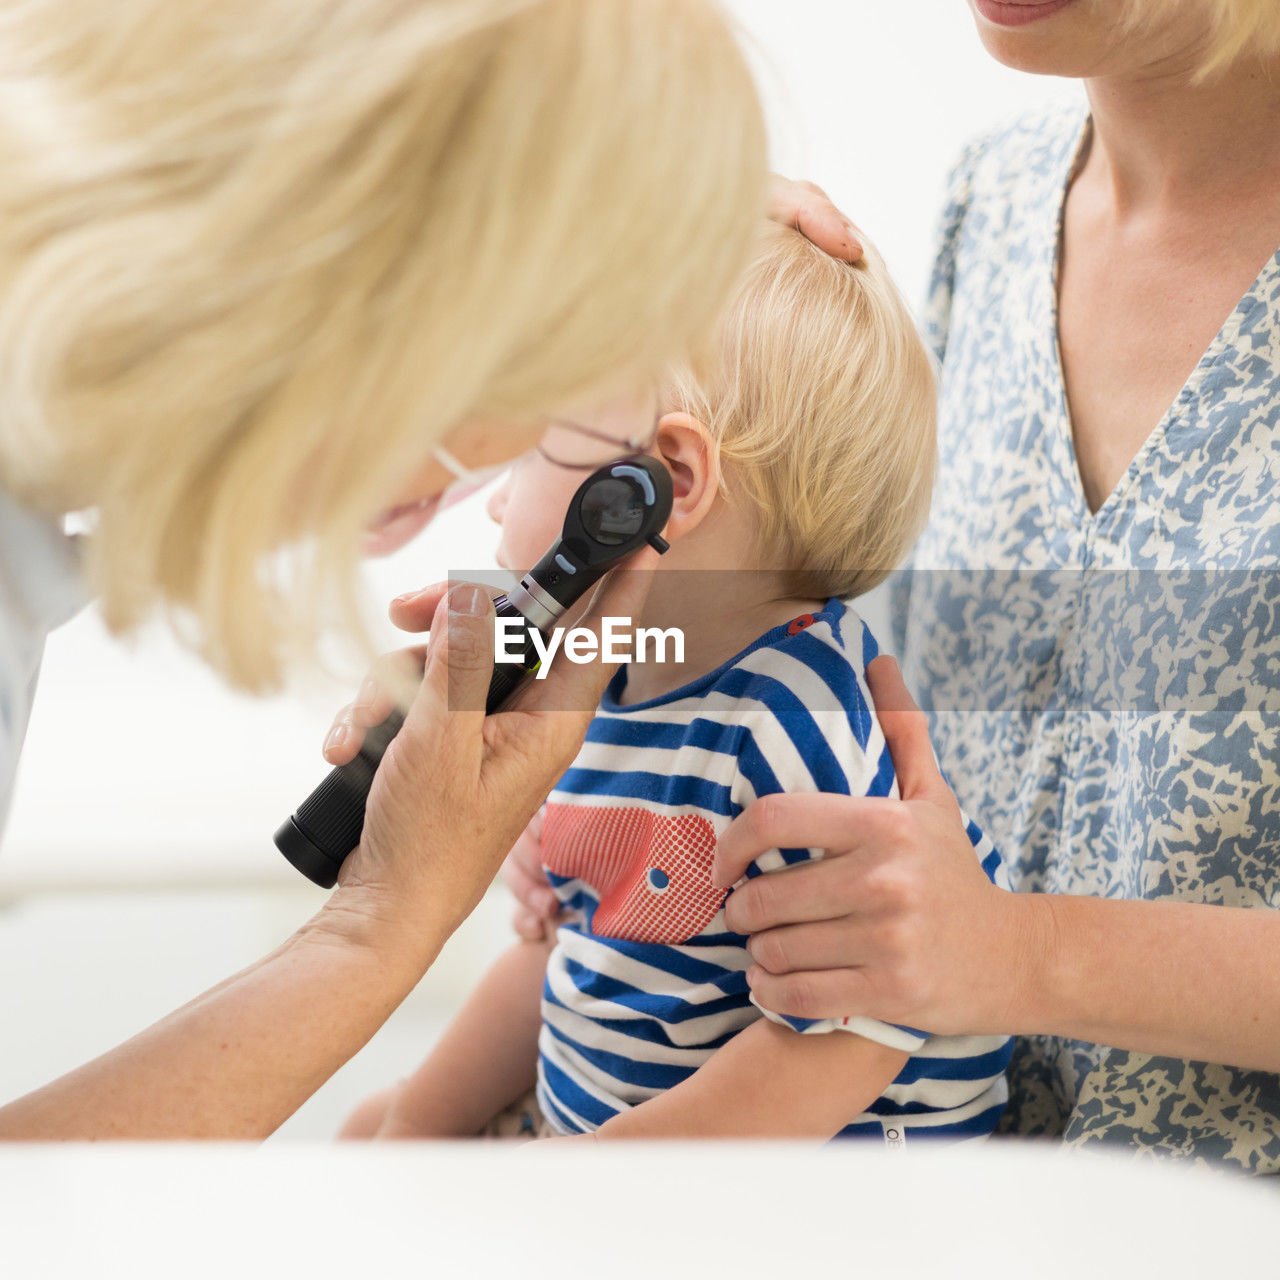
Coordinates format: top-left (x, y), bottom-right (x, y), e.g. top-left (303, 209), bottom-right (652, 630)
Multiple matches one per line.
top-left (1041, 113), bottom-right (1280, 532)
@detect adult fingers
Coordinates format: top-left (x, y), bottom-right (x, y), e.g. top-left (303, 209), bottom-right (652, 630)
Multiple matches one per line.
top-left (722, 849), bottom-right (890, 936)
top-left (767, 174), bottom-right (863, 263)
top-left (403, 583), bottom-right (495, 758)
top-left (712, 791), bottom-right (900, 889)
top-left (864, 655), bottom-right (949, 803)
top-left (745, 965), bottom-right (878, 1024)
top-left (351, 649), bottom-right (427, 729)
top-left (389, 580), bottom-right (509, 634)
top-left (387, 581), bottom-right (452, 633)
top-left (323, 705), bottom-right (360, 766)
top-left (745, 918), bottom-right (871, 976)
top-left (322, 648), bottom-right (427, 765)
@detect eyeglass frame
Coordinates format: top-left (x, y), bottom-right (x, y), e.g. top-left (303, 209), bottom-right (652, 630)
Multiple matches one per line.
top-left (534, 405), bottom-right (662, 471)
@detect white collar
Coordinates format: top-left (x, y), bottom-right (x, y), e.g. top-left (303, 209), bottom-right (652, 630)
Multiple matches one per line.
top-left (0, 484), bottom-right (86, 637)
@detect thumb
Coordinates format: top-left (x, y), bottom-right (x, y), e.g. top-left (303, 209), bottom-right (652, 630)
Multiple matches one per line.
top-left (389, 580), bottom-right (507, 635)
top-left (408, 583), bottom-right (496, 734)
top-left (864, 655), bottom-right (949, 802)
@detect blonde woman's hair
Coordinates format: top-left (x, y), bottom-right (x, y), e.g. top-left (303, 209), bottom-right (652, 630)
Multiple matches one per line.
top-left (1115, 0), bottom-right (1280, 73)
top-left (0, 0), bottom-right (765, 690)
top-left (667, 223), bottom-right (936, 601)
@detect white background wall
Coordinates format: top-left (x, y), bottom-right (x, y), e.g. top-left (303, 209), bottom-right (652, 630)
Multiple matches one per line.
top-left (0, 1), bottom-right (1082, 1138)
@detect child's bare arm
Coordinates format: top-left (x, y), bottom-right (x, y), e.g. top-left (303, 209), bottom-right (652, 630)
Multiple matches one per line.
top-left (587, 1019), bottom-right (908, 1140)
top-left (372, 938), bottom-right (552, 1139)
top-left (337, 1083), bottom-right (399, 1139)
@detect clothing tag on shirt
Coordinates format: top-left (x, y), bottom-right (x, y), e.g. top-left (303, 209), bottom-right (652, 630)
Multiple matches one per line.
top-left (880, 1121), bottom-right (906, 1151)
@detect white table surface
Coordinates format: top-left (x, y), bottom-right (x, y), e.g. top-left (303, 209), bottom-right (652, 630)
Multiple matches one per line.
top-left (6, 490), bottom-right (1271, 1276)
top-left (2, 1141), bottom-right (1275, 1279)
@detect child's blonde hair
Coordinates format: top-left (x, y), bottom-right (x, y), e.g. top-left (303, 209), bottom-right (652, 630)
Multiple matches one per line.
top-left (0, 0), bottom-right (765, 690)
top-left (668, 223), bottom-right (936, 601)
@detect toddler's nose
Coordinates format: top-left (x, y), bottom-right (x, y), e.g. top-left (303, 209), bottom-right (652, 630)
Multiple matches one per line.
top-left (486, 472), bottom-right (512, 526)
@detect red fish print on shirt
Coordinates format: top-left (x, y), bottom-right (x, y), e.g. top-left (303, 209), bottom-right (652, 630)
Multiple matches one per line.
top-left (542, 803), bottom-right (724, 944)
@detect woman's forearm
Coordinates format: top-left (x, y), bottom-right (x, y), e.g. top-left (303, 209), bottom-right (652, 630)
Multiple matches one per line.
top-left (0, 888), bottom-right (447, 1140)
top-left (0, 572), bottom-right (650, 1141)
top-left (1023, 893), bottom-right (1280, 1072)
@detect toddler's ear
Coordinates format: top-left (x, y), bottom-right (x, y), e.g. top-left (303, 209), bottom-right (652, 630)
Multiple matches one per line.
top-left (653, 411), bottom-right (720, 542)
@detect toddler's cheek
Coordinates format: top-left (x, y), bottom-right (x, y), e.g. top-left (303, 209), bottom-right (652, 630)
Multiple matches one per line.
top-left (497, 506), bottom-right (561, 574)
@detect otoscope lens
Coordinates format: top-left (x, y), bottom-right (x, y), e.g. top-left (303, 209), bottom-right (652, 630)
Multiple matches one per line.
top-left (579, 477), bottom-right (645, 546)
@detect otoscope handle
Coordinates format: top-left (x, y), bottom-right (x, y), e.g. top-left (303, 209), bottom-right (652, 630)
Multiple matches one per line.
top-left (274, 596), bottom-right (541, 889)
top-left (277, 710), bottom-right (406, 889)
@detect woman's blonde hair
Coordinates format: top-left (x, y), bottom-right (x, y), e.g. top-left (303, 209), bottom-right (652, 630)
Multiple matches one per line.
top-left (667, 223), bottom-right (936, 601)
top-left (0, 0), bottom-right (765, 689)
top-left (1116, 0), bottom-right (1280, 73)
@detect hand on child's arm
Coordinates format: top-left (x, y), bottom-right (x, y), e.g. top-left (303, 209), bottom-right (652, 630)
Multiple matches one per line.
top-left (591, 1019), bottom-right (908, 1141)
top-left (714, 656), bottom-right (1038, 1038)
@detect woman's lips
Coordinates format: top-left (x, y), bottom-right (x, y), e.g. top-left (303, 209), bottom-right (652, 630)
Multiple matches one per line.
top-left (362, 464), bottom-right (507, 558)
top-left (363, 495), bottom-right (442, 557)
top-left (973, 0), bottom-right (1076, 27)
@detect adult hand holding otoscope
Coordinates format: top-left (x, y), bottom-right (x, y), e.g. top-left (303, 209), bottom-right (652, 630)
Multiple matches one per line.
top-left (294, 458), bottom-right (672, 893)
top-left (324, 539), bottom-right (662, 960)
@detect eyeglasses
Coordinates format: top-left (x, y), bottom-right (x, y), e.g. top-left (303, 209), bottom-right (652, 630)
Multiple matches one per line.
top-left (432, 444), bottom-right (479, 482)
top-left (535, 406), bottom-right (661, 470)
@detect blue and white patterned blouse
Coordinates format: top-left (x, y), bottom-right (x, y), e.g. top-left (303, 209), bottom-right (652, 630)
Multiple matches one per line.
top-left (893, 106), bottom-right (1280, 1172)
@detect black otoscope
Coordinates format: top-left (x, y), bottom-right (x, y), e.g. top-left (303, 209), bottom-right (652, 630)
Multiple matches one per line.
top-left (274, 455), bottom-right (674, 888)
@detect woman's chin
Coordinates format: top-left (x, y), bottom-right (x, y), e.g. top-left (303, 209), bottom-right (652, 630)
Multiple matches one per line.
top-left (362, 496), bottom-right (441, 558)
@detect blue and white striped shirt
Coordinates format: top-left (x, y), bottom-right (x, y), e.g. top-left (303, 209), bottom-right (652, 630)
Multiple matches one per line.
top-left (535, 598), bottom-right (1011, 1142)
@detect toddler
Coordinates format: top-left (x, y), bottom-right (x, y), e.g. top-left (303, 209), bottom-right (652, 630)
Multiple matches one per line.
top-left (343, 224), bottom-right (1011, 1144)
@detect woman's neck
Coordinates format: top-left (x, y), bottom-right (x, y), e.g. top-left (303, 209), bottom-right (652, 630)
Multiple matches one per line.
top-left (1083, 53), bottom-right (1280, 214)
